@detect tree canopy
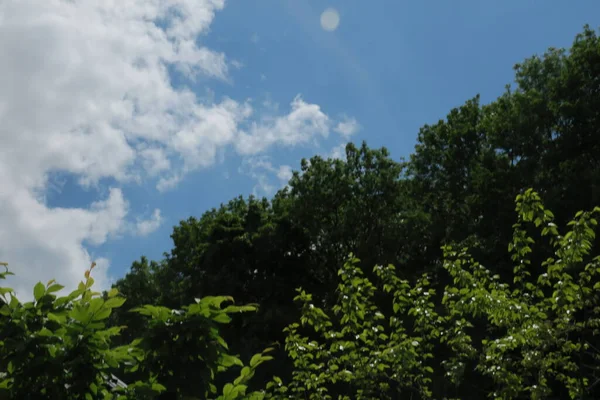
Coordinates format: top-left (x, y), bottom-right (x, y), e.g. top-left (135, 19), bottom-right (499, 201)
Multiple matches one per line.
top-left (2, 25), bottom-right (600, 400)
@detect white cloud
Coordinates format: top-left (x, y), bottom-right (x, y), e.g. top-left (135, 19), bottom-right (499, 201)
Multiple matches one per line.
top-left (277, 165), bottom-right (294, 182)
top-left (135, 209), bottom-right (163, 237)
top-left (262, 97), bottom-right (279, 112)
top-left (0, 0), bottom-right (358, 299)
top-left (139, 147), bottom-right (171, 176)
top-left (0, 186), bottom-right (127, 300)
top-left (236, 95), bottom-right (331, 155)
top-left (170, 99), bottom-right (252, 170)
top-left (156, 175), bottom-right (183, 193)
top-left (239, 157), bottom-right (293, 196)
top-left (334, 116), bottom-right (360, 138)
top-left (0, 0), bottom-right (230, 299)
top-left (254, 176), bottom-right (275, 196)
top-left (329, 143), bottom-right (348, 160)
top-left (230, 59), bottom-right (244, 69)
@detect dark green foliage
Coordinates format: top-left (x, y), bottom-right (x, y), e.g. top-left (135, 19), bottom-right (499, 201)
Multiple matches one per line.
top-left (2, 189), bottom-right (600, 399)
top-left (110, 142), bottom-right (424, 388)
top-left (263, 190), bottom-right (600, 399)
top-left (108, 25), bottom-right (600, 397)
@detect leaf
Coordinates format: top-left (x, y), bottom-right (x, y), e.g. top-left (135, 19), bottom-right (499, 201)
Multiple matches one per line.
top-left (92, 308), bottom-right (112, 321)
top-left (37, 327), bottom-right (53, 337)
top-left (250, 353), bottom-right (262, 368)
top-left (104, 297), bottom-right (126, 309)
top-left (151, 383), bottom-right (166, 392)
top-left (230, 384), bottom-right (247, 399)
top-left (69, 305), bottom-right (91, 324)
top-left (46, 284), bottom-right (64, 294)
top-left (223, 383), bottom-right (233, 396)
top-left (240, 366), bottom-right (252, 379)
top-left (87, 321), bottom-right (106, 330)
top-left (223, 305), bottom-right (258, 314)
top-left (220, 354), bottom-right (243, 368)
top-left (33, 282), bottom-right (46, 301)
top-left (212, 313), bottom-right (232, 324)
top-left (89, 298), bottom-right (104, 314)
top-left (201, 295), bottom-right (234, 309)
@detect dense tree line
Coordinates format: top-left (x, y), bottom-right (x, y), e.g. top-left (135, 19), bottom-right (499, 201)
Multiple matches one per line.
top-left (2, 188), bottom-right (599, 399)
top-left (1, 25), bottom-right (600, 399)
top-left (111, 25), bottom-right (600, 394)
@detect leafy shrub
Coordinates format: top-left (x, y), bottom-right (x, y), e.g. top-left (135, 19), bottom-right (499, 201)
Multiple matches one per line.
top-left (0, 263), bottom-right (271, 400)
top-left (263, 189), bottom-right (600, 399)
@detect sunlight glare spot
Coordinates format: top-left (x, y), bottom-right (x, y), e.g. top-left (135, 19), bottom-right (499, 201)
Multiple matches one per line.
top-left (320, 8), bottom-right (340, 32)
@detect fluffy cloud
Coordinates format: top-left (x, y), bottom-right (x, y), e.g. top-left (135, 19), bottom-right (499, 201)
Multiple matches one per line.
top-left (276, 165), bottom-right (294, 182)
top-left (135, 209), bottom-right (163, 237)
top-left (236, 96), bottom-right (331, 155)
top-left (170, 99), bottom-right (252, 171)
top-left (329, 143), bottom-right (349, 160)
top-left (239, 157), bottom-right (294, 196)
top-left (0, 0), bottom-right (357, 299)
top-left (334, 116), bottom-right (361, 138)
top-left (0, 185), bottom-right (127, 300)
top-left (139, 147), bottom-right (171, 177)
top-left (156, 175), bottom-right (184, 193)
top-left (0, 0), bottom-right (230, 299)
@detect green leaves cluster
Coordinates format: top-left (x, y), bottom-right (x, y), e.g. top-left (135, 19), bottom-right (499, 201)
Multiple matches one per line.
top-left (263, 190), bottom-right (600, 399)
top-left (130, 296), bottom-right (271, 399)
top-left (0, 263), bottom-right (271, 400)
top-left (0, 263), bottom-right (155, 399)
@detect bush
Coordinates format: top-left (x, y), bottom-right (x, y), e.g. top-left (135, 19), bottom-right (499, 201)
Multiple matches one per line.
top-left (263, 190), bottom-right (600, 399)
top-left (0, 263), bottom-right (271, 400)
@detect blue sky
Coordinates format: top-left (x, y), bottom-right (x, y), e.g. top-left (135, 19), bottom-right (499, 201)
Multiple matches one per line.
top-left (1, 0), bottom-right (598, 297)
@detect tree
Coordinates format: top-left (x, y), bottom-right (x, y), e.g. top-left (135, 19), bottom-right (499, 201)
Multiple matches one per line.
top-left (406, 26), bottom-right (600, 280)
top-left (108, 257), bottom-right (161, 345)
top-left (109, 24), bottom-right (600, 396)
top-left (111, 143), bottom-right (424, 388)
top-left (264, 190), bottom-right (600, 399)
top-left (483, 26), bottom-right (600, 226)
